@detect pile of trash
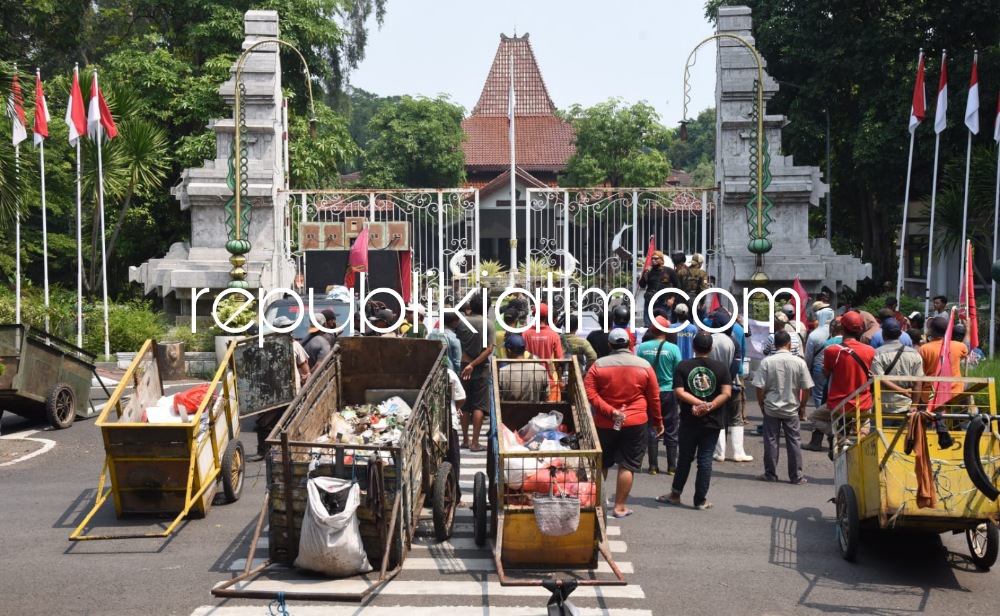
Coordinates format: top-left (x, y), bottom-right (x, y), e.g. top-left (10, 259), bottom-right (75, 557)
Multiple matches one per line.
top-left (326, 396), bottom-right (413, 447)
top-left (500, 411), bottom-right (597, 507)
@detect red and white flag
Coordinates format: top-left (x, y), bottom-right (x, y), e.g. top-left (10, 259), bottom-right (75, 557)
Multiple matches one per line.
top-left (33, 71), bottom-right (49, 147)
top-left (909, 51), bottom-right (926, 133)
top-left (934, 52), bottom-right (948, 134)
top-left (965, 54), bottom-right (980, 134)
top-left (64, 67), bottom-right (86, 145)
top-left (9, 72), bottom-right (27, 146)
top-left (344, 227), bottom-right (370, 290)
top-left (994, 91), bottom-right (1000, 143)
top-left (792, 277), bottom-right (809, 329)
top-left (87, 71), bottom-right (117, 140)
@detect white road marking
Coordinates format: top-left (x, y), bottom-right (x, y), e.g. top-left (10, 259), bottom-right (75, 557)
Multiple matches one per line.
top-left (0, 429), bottom-right (56, 467)
top-left (193, 606), bottom-right (652, 616)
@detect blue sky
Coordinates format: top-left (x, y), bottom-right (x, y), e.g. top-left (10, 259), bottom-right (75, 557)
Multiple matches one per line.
top-left (348, 0), bottom-right (718, 125)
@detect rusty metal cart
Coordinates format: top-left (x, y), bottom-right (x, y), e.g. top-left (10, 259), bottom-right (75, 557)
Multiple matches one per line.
top-left (833, 375), bottom-right (1000, 568)
top-left (0, 324), bottom-right (97, 429)
top-left (475, 357), bottom-right (626, 587)
top-left (69, 334), bottom-right (297, 540)
top-left (211, 336), bottom-right (455, 602)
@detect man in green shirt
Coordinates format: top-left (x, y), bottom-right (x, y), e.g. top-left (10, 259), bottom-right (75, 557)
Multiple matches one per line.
top-left (636, 315), bottom-right (683, 475)
top-left (559, 314), bottom-right (598, 373)
top-left (402, 303), bottom-right (427, 338)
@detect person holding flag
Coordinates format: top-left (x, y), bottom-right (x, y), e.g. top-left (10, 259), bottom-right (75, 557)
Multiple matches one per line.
top-left (33, 70), bottom-right (52, 332)
top-left (638, 240), bottom-right (678, 326)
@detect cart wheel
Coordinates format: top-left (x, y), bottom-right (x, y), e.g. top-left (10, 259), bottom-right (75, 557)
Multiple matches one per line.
top-left (473, 472), bottom-right (488, 547)
top-left (836, 484), bottom-right (860, 562)
top-left (432, 461), bottom-right (457, 541)
top-left (966, 522), bottom-right (999, 570)
top-left (221, 440), bottom-right (245, 503)
top-left (45, 383), bottom-right (76, 429)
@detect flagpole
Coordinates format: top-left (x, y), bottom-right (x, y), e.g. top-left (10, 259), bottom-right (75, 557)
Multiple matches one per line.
top-left (15, 142), bottom-right (21, 324)
top-left (896, 130), bottom-right (916, 305)
top-left (94, 72), bottom-right (111, 359)
top-left (991, 136), bottom-right (999, 358)
top-left (508, 44), bottom-right (517, 286)
top-left (925, 133), bottom-right (943, 316)
top-left (959, 130), bottom-right (973, 293)
top-left (40, 139), bottom-right (49, 332)
top-left (76, 138), bottom-right (83, 348)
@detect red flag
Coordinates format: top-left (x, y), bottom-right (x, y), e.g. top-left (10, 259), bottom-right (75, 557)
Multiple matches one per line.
top-left (641, 236), bottom-right (656, 271)
top-left (33, 71), bottom-right (49, 146)
top-left (709, 292), bottom-right (721, 314)
top-left (959, 241), bottom-right (979, 350)
top-left (934, 52), bottom-right (948, 134)
top-left (792, 277), bottom-right (809, 328)
top-left (927, 310), bottom-right (956, 413)
top-left (909, 50), bottom-right (926, 133)
top-left (87, 71), bottom-right (117, 140)
top-left (64, 67), bottom-right (86, 145)
top-left (345, 227), bottom-right (370, 289)
top-left (10, 72), bottom-right (27, 146)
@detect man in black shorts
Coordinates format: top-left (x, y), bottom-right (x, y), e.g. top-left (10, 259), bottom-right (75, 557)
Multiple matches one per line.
top-left (454, 290), bottom-right (495, 452)
top-left (658, 331), bottom-right (732, 510)
top-left (584, 329), bottom-right (663, 519)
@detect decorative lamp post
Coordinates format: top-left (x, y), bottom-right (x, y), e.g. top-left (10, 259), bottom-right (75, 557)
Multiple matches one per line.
top-left (228, 39), bottom-right (317, 288)
top-left (683, 34), bottom-right (771, 283)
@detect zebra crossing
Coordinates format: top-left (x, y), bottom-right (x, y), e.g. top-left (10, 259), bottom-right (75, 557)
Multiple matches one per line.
top-left (192, 451), bottom-right (651, 615)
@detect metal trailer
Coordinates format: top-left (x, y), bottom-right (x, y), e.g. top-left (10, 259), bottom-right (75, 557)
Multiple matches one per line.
top-left (475, 357), bottom-right (626, 588)
top-left (0, 324), bottom-right (97, 429)
top-left (212, 336), bottom-right (455, 602)
top-left (69, 335), bottom-right (297, 540)
top-left (833, 375), bottom-right (1000, 567)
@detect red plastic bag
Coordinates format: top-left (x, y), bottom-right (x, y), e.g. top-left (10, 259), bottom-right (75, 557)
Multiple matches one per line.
top-left (522, 459), bottom-right (565, 493)
top-left (173, 384), bottom-right (214, 416)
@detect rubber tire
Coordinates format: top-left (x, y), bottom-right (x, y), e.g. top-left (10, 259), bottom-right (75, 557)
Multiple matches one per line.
top-left (432, 462), bottom-right (457, 541)
top-left (45, 383), bottom-right (76, 429)
top-left (221, 440), bottom-right (245, 503)
top-left (473, 472), bottom-right (488, 547)
top-left (837, 484), bottom-right (860, 562)
top-left (963, 415), bottom-right (1000, 501)
top-left (966, 522), bottom-right (1000, 570)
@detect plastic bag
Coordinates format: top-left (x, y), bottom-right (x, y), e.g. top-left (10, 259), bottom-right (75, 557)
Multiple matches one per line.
top-left (295, 477), bottom-right (373, 577)
top-left (517, 411), bottom-right (564, 443)
top-left (173, 384), bottom-right (213, 417)
top-left (522, 459), bottom-right (565, 493)
top-left (504, 444), bottom-right (530, 490)
top-left (500, 424), bottom-right (521, 450)
top-left (525, 437), bottom-right (571, 452)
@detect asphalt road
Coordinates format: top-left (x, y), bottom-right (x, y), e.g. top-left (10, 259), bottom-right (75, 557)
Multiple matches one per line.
top-left (1, 382), bottom-right (998, 615)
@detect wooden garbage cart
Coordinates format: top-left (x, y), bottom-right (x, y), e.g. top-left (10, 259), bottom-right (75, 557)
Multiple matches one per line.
top-left (212, 336), bottom-right (455, 602)
top-left (0, 324), bottom-right (97, 429)
top-left (474, 357), bottom-right (626, 587)
top-left (832, 375), bottom-right (1000, 567)
top-left (69, 334), bottom-right (297, 540)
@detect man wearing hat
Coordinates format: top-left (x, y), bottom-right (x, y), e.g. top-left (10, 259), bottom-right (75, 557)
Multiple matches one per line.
top-left (870, 308), bottom-right (913, 349)
top-left (657, 331), bottom-right (732, 510)
top-left (807, 310), bottom-right (875, 457)
top-left (372, 308), bottom-right (400, 337)
top-left (302, 308), bottom-right (338, 368)
top-left (679, 253), bottom-right (709, 302)
top-left (871, 318), bottom-right (924, 415)
top-left (498, 334), bottom-right (550, 402)
top-left (402, 303), bottom-right (427, 338)
top-left (585, 328), bottom-right (663, 518)
top-left (639, 250), bottom-right (679, 327)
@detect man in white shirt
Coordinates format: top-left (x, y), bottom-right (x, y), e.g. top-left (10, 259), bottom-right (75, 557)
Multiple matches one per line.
top-left (446, 368), bottom-right (467, 504)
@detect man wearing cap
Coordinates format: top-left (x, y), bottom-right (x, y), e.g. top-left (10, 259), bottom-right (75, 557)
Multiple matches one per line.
top-left (585, 328), bottom-right (663, 518)
top-left (679, 253), bottom-right (709, 304)
top-left (371, 308), bottom-right (401, 337)
top-left (870, 308), bottom-right (914, 349)
top-left (637, 316), bottom-right (683, 474)
top-left (657, 331), bottom-right (732, 510)
top-left (498, 334), bottom-right (550, 402)
top-left (871, 318), bottom-right (924, 415)
top-left (670, 303), bottom-right (698, 360)
top-left (752, 330), bottom-right (813, 484)
top-left (402, 303), bottom-right (427, 338)
top-left (807, 310), bottom-right (875, 456)
top-left (455, 291), bottom-right (495, 452)
top-left (639, 250), bottom-right (679, 327)
top-left (302, 309), bottom-right (338, 368)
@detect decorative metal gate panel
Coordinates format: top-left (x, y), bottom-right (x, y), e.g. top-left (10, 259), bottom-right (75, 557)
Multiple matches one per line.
top-left (282, 189), bottom-right (479, 303)
top-left (526, 187), bottom-right (718, 315)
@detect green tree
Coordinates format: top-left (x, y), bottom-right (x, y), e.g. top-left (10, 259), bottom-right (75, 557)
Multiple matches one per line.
top-left (361, 96), bottom-right (467, 188)
top-left (663, 107), bottom-right (716, 172)
top-left (559, 98), bottom-right (672, 187)
top-left (346, 87), bottom-right (403, 169)
top-left (705, 0), bottom-right (1000, 288)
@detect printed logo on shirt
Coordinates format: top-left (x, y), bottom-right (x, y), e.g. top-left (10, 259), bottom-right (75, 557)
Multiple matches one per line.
top-left (687, 366), bottom-right (717, 397)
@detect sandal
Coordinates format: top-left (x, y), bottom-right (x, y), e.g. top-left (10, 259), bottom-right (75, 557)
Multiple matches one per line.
top-left (694, 501), bottom-right (714, 510)
top-left (469, 444), bottom-right (486, 453)
top-left (655, 494), bottom-right (682, 506)
top-left (610, 509), bottom-right (634, 519)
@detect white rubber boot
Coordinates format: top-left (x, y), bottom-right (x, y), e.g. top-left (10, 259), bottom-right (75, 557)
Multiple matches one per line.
top-left (713, 431), bottom-right (726, 462)
top-left (731, 426), bottom-right (754, 462)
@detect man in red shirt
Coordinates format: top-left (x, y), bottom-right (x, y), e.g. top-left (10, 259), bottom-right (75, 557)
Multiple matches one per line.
top-left (523, 302), bottom-right (564, 400)
top-left (585, 329), bottom-right (663, 519)
top-left (808, 310), bottom-right (875, 458)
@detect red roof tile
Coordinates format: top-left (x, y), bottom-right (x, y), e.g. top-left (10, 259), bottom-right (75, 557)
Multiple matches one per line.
top-left (462, 115), bottom-right (575, 170)
top-left (472, 34), bottom-right (556, 117)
